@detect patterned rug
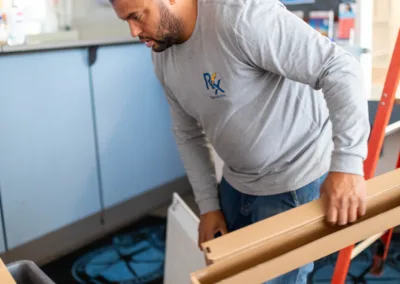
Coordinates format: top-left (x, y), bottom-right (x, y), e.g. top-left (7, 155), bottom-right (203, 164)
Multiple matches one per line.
top-left (41, 216), bottom-right (166, 284)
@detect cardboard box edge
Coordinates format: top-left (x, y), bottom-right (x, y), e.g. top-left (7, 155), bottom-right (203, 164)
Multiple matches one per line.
top-left (202, 168), bottom-right (400, 263)
top-left (192, 203), bottom-right (400, 284)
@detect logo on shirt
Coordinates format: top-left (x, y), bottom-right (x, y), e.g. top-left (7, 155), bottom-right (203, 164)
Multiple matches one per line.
top-left (203, 72), bottom-right (226, 99)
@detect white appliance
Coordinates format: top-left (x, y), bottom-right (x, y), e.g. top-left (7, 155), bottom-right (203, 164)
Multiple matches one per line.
top-left (164, 193), bottom-right (206, 284)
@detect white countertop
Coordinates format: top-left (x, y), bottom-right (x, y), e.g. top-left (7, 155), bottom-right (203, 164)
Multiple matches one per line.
top-left (1, 30), bottom-right (399, 105)
top-left (0, 29), bottom-right (141, 54)
top-left (1, 37), bottom-right (140, 53)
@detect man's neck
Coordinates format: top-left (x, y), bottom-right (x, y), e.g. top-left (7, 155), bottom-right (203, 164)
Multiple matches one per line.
top-left (178, 0), bottom-right (198, 43)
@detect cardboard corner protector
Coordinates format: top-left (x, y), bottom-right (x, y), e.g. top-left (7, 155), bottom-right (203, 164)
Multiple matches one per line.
top-left (0, 258), bottom-right (16, 284)
top-left (191, 168), bottom-right (400, 284)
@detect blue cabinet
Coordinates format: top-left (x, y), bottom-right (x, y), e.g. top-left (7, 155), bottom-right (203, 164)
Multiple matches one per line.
top-left (0, 49), bottom-right (102, 249)
top-left (90, 43), bottom-right (185, 209)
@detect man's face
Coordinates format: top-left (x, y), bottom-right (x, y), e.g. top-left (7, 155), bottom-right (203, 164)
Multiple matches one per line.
top-left (112, 0), bottom-right (183, 52)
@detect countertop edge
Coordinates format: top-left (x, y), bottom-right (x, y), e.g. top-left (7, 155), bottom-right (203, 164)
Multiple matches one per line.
top-left (0, 37), bottom-right (142, 54)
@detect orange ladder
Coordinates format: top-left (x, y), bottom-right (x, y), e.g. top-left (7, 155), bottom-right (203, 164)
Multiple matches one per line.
top-left (331, 28), bottom-right (400, 283)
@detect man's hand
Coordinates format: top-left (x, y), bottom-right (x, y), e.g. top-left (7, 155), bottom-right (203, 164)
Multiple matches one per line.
top-left (198, 210), bottom-right (228, 249)
top-left (320, 172), bottom-right (367, 226)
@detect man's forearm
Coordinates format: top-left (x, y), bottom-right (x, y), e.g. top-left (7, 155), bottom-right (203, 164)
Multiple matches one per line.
top-left (174, 130), bottom-right (220, 214)
top-left (151, 57), bottom-right (221, 214)
top-left (161, 81), bottom-right (220, 214)
top-left (318, 51), bottom-right (370, 175)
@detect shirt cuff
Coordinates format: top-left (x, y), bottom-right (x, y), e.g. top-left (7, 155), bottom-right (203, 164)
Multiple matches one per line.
top-left (197, 198), bottom-right (221, 215)
top-left (330, 153), bottom-right (364, 176)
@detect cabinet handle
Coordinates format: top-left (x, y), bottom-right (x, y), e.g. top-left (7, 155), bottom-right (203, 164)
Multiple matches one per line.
top-left (88, 46), bottom-right (98, 67)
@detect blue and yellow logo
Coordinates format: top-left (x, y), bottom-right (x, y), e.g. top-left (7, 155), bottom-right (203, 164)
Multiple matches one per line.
top-left (203, 72), bottom-right (226, 98)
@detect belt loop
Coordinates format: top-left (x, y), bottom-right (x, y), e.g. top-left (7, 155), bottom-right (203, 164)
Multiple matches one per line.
top-left (291, 191), bottom-right (301, 206)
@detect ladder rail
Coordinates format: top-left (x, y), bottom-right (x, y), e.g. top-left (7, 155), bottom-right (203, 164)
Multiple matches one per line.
top-left (331, 28), bottom-right (400, 284)
top-left (363, 29), bottom-right (400, 180)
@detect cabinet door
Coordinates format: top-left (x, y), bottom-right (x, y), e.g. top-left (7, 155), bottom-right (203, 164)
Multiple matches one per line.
top-left (0, 49), bottom-right (101, 249)
top-left (91, 43), bottom-right (185, 209)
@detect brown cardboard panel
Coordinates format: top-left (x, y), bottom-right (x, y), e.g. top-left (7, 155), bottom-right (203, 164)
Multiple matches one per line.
top-left (192, 204), bottom-right (400, 284)
top-left (0, 258), bottom-right (16, 284)
top-left (191, 276), bottom-right (202, 284)
top-left (202, 169), bottom-right (400, 263)
top-left (191, 169), bottom-right (400, 283)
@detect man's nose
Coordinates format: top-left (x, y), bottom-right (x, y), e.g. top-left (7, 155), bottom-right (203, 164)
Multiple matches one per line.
top-left (128, 21), bottom-right (142, 38)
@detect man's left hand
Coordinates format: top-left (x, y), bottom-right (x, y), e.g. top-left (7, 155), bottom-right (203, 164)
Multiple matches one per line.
top-left (320, 172), bottom-right (367, 226)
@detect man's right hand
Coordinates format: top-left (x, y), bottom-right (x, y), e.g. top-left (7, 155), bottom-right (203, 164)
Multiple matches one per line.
top-left (198, 210), bottom-right (228, 250)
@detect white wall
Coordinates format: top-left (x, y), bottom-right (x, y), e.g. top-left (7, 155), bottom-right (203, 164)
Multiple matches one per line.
top-left (372, 0), bottom-right (400, 68)
top-left (369, 0), bottom-right (400, 100)
top-left (72, 0), bottom-right (130, 40)
top-left (4, 0), bottom-right (130, 39)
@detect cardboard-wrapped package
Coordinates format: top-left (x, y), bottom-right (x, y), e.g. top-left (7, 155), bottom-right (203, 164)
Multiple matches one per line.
top-left (191, 168), bottom-right (400, 284)
top-left (0, 259), bottom-right (16, 284)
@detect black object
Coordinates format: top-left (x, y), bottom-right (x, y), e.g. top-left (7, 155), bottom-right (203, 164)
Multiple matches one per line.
top-left (7, 261), bottom-right (55, 284)
top-left (214, 231), bottom-right (222, 238)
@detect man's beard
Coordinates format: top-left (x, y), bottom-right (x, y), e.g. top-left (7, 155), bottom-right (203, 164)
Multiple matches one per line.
top-left (151, 2), bottom-right (183, 52)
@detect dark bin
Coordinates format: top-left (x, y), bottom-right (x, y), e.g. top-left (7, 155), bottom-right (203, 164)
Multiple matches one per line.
top-left (7, 261), bottom-right (55, 284)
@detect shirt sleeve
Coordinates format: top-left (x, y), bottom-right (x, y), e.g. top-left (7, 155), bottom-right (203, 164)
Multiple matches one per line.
top-left (235, 1), bottom-right (370, 176)
top-left (152, 56), bottom-right (220, 214)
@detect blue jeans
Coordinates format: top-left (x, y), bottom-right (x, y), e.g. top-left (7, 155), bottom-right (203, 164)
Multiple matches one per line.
top-left (218, 173), bottom-right (328, 284)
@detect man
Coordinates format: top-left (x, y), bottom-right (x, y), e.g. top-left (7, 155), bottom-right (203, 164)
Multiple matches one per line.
top-left (111, 0), bottom-right (370, 282)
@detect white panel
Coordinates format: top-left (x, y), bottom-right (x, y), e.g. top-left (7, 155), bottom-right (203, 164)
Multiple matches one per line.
top-left (164, 193), bottom-right (206, 284)
top-left (376, 125), bottom-right (400, 176)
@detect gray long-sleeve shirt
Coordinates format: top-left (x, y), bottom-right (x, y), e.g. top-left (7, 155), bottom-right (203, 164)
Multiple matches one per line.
top-left (151, 0), bottom-right (370, 215)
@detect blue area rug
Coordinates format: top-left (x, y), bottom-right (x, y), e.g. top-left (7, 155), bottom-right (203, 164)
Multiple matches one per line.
top-left (41, 216), bottom-right (166, 284)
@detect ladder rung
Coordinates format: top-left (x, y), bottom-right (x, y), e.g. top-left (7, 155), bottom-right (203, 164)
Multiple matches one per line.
top-left (385, 121), bottom-right (400, 136)
top-left (351, 231), bottom-right (386, 260)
